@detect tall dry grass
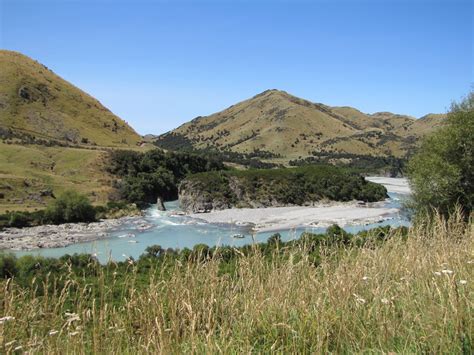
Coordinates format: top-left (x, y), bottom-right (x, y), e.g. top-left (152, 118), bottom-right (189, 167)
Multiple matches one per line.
top-left (1, 215), bottom-right (472, 353)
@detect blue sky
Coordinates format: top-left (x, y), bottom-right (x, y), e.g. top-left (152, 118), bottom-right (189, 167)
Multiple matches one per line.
top-left (1, 0), bottom-right (472, 134)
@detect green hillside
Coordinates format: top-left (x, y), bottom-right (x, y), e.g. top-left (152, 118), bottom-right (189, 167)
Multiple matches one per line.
top-left (0, 51), bottom-right (148, 212)
top-left (155, 89), bottom-right (445, 162)
top-left (0, 50), bottom-right (141, 147)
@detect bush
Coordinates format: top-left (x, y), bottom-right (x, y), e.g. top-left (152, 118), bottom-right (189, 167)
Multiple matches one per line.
top-left (8, 211), bottom-right (30, 227)
top-left (408, 92), bottom-right (473, 219)
top-left (44, 191), bottom-right (96, 224)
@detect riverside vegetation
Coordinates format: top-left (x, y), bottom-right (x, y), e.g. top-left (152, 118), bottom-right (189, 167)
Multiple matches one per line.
top-left (0, 215), bottom-right (472, 353)
top-left (179, 165), bottom-right (387, 212)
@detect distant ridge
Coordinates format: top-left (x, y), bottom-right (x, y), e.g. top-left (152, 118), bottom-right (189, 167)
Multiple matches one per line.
top-left (0, 50), bottom-right (141, 147)
top-left (155, 89), bottom-right (445, 160)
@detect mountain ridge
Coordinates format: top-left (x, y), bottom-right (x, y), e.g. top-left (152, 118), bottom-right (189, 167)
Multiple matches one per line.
top-left (154, 89), bottom-right (445, 161)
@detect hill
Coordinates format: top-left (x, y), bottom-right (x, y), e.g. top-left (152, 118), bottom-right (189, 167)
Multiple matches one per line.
top-left (0, 51), bottom-right (146, 212)
top-left (155, 89), bottom-right (445, 162)
top-left (0, 50), bottom-right (141, 147)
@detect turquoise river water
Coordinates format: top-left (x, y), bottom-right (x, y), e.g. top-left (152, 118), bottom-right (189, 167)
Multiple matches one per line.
top-left (11, 192), bottom-right (411, 263)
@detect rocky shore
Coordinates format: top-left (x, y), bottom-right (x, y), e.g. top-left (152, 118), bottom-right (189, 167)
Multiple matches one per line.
top-left (188, 201), bottom-right (401, 232)
top-left (0, 218), bottom-right (128, 250)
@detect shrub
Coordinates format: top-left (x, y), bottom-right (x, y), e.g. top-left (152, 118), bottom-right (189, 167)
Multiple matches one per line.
top-left (44, 191), bottom-right (96, 224)
top-left (8, 211), bottom-right (30, 228)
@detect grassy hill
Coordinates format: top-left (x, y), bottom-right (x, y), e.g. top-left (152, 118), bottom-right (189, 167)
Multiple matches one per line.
top-left (0, 142), bottom-right (116, 213)
top-left (0, 51), bottom-right (146, 212)
top-left (155, 89), bottom-right (445, 162)
top-left (0, 50), bottom-right (141, 147)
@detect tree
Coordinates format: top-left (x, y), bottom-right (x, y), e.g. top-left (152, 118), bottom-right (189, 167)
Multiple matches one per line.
top-left (407, 92), bottom-right (473, 219)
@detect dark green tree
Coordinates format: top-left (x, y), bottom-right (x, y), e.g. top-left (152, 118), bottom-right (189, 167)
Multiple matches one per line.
top-left (407, 92), bottom-right (473, 219)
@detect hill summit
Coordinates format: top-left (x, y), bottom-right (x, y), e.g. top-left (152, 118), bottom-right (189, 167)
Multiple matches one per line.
top-left (155, 89), bottom-right (445, 160)
top-left (0, 50), bottom-right (141, 147)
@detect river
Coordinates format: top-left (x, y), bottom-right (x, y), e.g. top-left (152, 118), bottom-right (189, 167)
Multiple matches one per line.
top-left (9, 177), bottom-right (411, 263)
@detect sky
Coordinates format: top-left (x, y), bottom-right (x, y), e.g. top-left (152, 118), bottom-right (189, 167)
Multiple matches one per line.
top-left (1, 0), bottom-right (472, 135)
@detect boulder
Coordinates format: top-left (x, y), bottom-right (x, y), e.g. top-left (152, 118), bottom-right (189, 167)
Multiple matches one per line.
top-left (157, 197), bottom-right (166, 211)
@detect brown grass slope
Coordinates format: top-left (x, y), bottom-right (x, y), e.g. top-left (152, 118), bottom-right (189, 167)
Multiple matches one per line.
top-left (0, 50), bottom-right (141, 147)
top-left (157, 89), bottom-right (445, 159)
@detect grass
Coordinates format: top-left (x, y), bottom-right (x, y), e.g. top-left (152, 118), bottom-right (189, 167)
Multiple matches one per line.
top-left (0, 215), bottom-right (472, 353)
top-left (0, 142), bottom-right (114, 213)
top-left (0, 50), bottom-right (141, 148)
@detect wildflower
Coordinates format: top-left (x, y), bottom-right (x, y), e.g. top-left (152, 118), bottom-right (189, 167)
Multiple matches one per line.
top-left (441, 269), bottom-right (453, 275)
top-left (459, 280), bottom-right (468, 285)
top-left (433, 271), bottom-right (442, 276)
top-left (0, 316), bottom-right (15, 324)
top-left (362, 276), bottom-right (370, 281)
top-left (353, 293), bottom-right (366, 304)
top-left (49, 330), bottom-right (59, 336)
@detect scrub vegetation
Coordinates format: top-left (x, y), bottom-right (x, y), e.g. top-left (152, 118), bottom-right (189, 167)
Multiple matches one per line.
top-left (179, 165), bottom-right (388, 212)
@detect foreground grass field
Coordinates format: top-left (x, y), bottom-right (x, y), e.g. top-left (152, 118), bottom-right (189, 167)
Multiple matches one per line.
top-left (0, 216), bottom-right (472, 353)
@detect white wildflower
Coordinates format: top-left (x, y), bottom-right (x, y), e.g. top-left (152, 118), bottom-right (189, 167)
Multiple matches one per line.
top-left (0, 316), bottom-right (15, 324)
top-left (353, 293), bottom-right (366, 304)
top-left (441, 269), bottom-right (454, 275)
top-left (459, 280), bottom-right (468, 285)
top-left (362, 276), bottom-right (370, 281)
